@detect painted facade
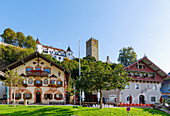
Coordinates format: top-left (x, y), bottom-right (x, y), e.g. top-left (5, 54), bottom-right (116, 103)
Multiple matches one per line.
top-left (0, 52), bottom-right (70, 104)
top-left (102, 56), bottom-right (167, 104)
top-left (121, 56), bottom-right (167, 104)
top-left (36, 39), bottom-right (74, 62)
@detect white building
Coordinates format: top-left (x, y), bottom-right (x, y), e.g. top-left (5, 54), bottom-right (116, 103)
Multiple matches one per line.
top-left (36, 39), bottom-right (74, 62)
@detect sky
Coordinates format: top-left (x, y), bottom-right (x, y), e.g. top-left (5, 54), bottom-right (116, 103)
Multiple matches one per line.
top-left (0, 0), bottom-right (170, 73)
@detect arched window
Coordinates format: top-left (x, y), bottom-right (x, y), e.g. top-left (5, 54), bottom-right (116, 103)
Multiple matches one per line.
top-left (28, 78), bottom-right (33, 84)
top-left (44, 79), bottom-right (48, 84)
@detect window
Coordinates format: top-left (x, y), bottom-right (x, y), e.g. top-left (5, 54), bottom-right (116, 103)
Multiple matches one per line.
top-left (26, 68), bottom-right (32, 72)
top-left (44, 94), bottom-right (53, 100)
top-left (135, 84), bottom-right (139, 89)
top-left (28, 78), bottom-right (33, 84)
top-left (125, 85), bottom-right (130, 89)
top-left (54, 94), bottom-right (63, 100)
top-left (153, 85), bottom-right (157, 90)
top-left (109, 95), bottom-right (116, 102)
top-left (36, 67), bottom-right (41, 70)
top-left (151, 96), bottom-right (156, 102)
top-left (25, 94), bottom-right (30, 98)
top-left (136, 63), bottom-right (145, 69)
top-left (51, 80), bottom-right (56, 84)
top-left (44, 69), bottom-right (51, 74)
top-left (58, 81), bottom-right (61, 85)
top-left (13, 93), bottom-right (21, 100)
top-left (127, 96), bottom-right (130, 102)
top-left (44, 79), bottom-right (48, 84)
top-left (36, 80), bottom-right (41, 84)
top-left (16, 93), bottom-right (20, 98)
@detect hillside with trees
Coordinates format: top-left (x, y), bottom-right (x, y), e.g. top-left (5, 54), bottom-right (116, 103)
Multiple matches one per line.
top-left (1, 28), bottom-right (36, 50)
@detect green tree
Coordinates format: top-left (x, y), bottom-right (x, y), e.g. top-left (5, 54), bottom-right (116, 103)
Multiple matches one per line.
top-left (1, 70), bottom-right (24, 107)
top-left (77, 62), bottom-right (130, 109)
top-left (25, 35), bottom-right (36, 50)
top-left (118, 46), bottom-right (137, 66)
top-left (1, 28), bottom-right (36, 50)
top-left (0, 44), bottom-right (34, 64)
top-left (83, 56), bottom-right (96, 62)
top-left (1, 28), bottom-right (17, 46)
top-left (16, 32), bottom-right (26, 48)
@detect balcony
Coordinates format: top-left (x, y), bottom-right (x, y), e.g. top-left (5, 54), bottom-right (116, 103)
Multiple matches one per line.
top-left (26, 70), bottom-right (48, 77)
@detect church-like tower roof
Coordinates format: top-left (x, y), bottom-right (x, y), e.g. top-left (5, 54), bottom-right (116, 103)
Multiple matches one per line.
top-left (67, 46), bottom-right (72, 52)
top-left (36, 38), bottom-right (41, 44)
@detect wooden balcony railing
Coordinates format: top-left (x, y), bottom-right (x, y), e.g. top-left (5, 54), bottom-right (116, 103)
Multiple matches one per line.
top-left (26, 70), bottom-right (48, 77)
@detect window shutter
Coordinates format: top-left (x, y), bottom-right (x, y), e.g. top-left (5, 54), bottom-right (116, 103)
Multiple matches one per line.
top-left (30, 94), bottom-right (32, 99)
top-left (61, 81), bottom-right (63, 87)
top-left (19, 94), bottom-right (21, 99)
top-left (44, 94), bottom-right (46, 99)
top-left (54, 94), bottom-right (56, 99)
top-left (23, 94), bottom-right (25, 100)
top-left (50, 94), bottom-right (52, 100)
top-left (12, 93), bottom-right (14, 99)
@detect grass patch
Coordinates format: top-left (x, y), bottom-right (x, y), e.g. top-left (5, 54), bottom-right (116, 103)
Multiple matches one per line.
top-left (0, 105), bottom-right (168, 116)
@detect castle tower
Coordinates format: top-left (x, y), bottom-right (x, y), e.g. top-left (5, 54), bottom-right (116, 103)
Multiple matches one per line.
top-left (86, 37), bottom-right (99, 61)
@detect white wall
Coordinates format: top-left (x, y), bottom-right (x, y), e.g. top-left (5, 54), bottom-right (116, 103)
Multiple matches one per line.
top-left (0, 81), bottom-right (5, 99)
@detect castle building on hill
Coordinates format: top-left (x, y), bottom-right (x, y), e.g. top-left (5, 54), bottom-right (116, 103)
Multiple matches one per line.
top-left (0, 52), bottom-right (70, 104)
top-left (36, 39), bottom-right (74, 62)
top-left (86, 37), bottom-right (99, 61)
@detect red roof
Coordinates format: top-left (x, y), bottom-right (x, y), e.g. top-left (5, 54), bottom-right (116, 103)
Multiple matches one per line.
top-left (36, 38), bottom-right (41, 44)
top-left (42, 45), bottom-right (66, 52)
top-left (125, 56), bottom-right (167, 82)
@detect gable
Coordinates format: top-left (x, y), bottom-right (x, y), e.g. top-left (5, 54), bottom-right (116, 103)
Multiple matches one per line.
top-left (0, 52), bottom-right (70, 74)
top-left (125, 56), bottom-right (167, 82)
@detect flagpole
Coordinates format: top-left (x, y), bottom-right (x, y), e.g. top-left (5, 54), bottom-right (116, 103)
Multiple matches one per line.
top-left (79, 40), bottom-right (81, 106)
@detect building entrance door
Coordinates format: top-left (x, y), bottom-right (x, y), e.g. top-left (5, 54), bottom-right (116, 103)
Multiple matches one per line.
top-left (36, 91), bottom-right (41, 103)
top-left (139, 95), bottom-right (145, 104)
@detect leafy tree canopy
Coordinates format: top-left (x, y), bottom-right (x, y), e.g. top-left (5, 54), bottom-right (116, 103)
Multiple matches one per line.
top-left (118, 46), bottom-right (137, 66)
top-left (75, 61), bottom-right (130, 109)
top-left (0, 44), bottom-right (34, 64)
top-left (1, 28), bottom-right (36, 50)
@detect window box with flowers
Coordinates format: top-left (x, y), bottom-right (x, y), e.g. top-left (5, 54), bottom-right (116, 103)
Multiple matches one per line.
top-left (48, 84), bottom-right (61, 88)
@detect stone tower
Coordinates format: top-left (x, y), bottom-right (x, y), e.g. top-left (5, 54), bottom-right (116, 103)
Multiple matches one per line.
top-left (86, 37), bottom-right (99, 61)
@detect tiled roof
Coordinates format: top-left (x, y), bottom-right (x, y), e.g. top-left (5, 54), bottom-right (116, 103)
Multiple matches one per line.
top-left (42, 45), bottom-right (66, 52)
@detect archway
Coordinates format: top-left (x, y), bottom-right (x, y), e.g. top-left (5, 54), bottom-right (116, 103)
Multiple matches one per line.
top-left (34, 87), bottom-right (42, 103)
top-left (139, 95), bottom-right (145, 104)
top-left (36, 91), bottom-right (41, 103)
